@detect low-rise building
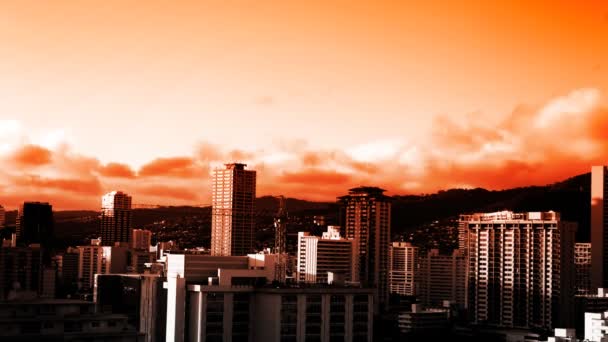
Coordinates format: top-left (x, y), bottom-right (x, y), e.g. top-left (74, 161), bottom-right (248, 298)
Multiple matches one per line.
top-left (0, 299), bottom-right (143, 341)
top-left (397, 303), bottom-right (449, 335)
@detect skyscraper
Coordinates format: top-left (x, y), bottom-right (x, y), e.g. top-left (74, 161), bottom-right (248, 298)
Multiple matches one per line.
top-left (464, 211), bottom-right (576, 330)
top-left (16, 202), bottom-right (54, 248)
top-left (296, 226), bottom-right (355, 284)
top-left (417, 249), bottom-right (467, 309)
top-left (389, 242), bottom-right (418, 296)
top-left (100, 191), bottom-right (132, 246)
top-left (575, 242), bottom-right (592, 296)
top-left (339, 186), bottom-right (391, 312)
top-left (592, 166), bottom-right (608, 290)
top-left (0, 205), bottom-right (5, 229)
top-left (211, 163), bottom-right (256, 256)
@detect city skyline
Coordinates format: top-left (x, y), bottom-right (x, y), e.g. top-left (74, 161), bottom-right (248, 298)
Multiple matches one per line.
top-left (1, 1), bottom-right (608, 210)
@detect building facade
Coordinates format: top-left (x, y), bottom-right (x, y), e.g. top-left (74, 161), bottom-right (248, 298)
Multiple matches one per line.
top-left (575, 242), bottom-right (592, 296)
top-left (592, 166), bottom-right (608, 290)
top-left (296, 226), bottom-right (355, 284)
top-left (101, 191), bottom-right (133, 246)
top-left (389, 242), bottom-right (418, 296)
top-left (0, 246), bottom-right (42, 300)
top-left (339, 187), bottom-right (391, 313)
top-left (0, 299), bottom-right (143, 341)
top-left (131, 229), bottom-right (152, 251)
top-left (16, 202), bottom-right (53, 248)
top-left (95, 274), bottom-right (167, 342)
top-left (417, 249), bottom-right (467, 309)
top-left (211, 163), bottom-right (256, 256)
top-left (464, 211), bottom-right (576, 330)
top-left (167, 281), bottom-right (374, 342)
top-left (0, 205), bottom-right (5, 229)
top-left (77, 244), bottom-right (128, 290)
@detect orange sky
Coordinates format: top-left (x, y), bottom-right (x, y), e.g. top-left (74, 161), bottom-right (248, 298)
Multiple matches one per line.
top-left (1, 0), bottom-right (608, 209)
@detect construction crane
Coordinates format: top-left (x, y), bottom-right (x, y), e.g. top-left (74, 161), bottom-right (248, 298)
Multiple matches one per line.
top-left (274, 196), bottom-right (288, 282)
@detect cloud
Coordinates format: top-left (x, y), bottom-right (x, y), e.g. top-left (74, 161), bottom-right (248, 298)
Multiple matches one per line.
top-left (1, 88), bottom-right (607, 209)
top-left (98, 163), bottom-right (136, 179)
top-left (137, 184), bottom-right (199, 201)
top-left (12, 175), bottom-right (102, 195)
top-left (279, 168), bottom-right (352, 185)
top-left (8, 145), bottom-right (52, 166)
top-left (138, 157), bottom-right (206, 178)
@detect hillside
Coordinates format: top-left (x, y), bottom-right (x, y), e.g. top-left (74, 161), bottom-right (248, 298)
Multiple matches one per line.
top-left (1, 172), bottom-right (592, 247)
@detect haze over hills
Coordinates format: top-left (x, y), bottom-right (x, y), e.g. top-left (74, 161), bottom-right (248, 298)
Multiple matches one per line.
top-left (1, 172), bottom-right (592, 247)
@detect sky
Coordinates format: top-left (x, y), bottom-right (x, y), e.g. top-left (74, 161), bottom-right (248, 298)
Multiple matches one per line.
top-left (1, 0), bottom-right (608, 209)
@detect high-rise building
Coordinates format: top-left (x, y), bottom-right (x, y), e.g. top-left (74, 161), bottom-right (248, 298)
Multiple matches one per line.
top-left (101, 191), bottom-right (132, 246)
top-left (77, 243), bottom-right (128, 290)
top-left (592, 166), bottom-right (608, 290)
top-left (417, 249), bottom-right (467, 309)
top-left (211, 163), bottom-right (256, 256)
top-left (339, 186), bottom-right (391, 312)
top-left (576, 242), bottom-right (592, 296)
top-left (464, 211), bottom-right (576, 330)
top-left (389, 242), bottom-right (418, 296)
top-left (131, 228), bottom-right (152, 250)
top-left (54, 249), bottom-right (80, 296)
top-left (296, 226), bottom-right (356, 284)
top-left (0, 246), bottom-right (42, 300)
top-left (0, 205), bottom-right (5, 229)
top-left (16, 201), bottom-right (53, 248)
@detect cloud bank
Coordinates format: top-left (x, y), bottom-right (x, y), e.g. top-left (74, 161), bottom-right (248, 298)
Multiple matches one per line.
top-left (1, 88), bottom-right (607, 209)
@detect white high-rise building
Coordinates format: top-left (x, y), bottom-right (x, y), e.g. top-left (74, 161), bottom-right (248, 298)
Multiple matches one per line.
top-left (211, 163), bottom-right (256, 256)
top-left (296, 226), bottom-right (355, 284)
top-left (339, 186), bottom-right (391, 313)
top-left (592, 166), bottom-right (608, 290)
top-left (100, 191), bottom-right (132, 246)
top-left (131, 228), bottom-right (152, 250)
top-left (464, 211), bottom-right (576, 330)
top-left (389, 242), bottom-right (418, 296)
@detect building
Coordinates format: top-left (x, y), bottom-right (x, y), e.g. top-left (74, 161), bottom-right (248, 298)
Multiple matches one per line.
top-left (16, 202), bottom-right (53, 248)
top-left (162, 252), bottom-right (374, 342)
top-left (0, 246), bottom-right (42, 300)
top-left (101, 191), bottom-right (132, 246)
top-left (296, 226), bottom-right (356, 284)
top-left (464, 211), bottom-right (576, 330)
top-left (0, 205), bottom-right (5, 229)
top-left (585, 311), bottom-right (608, 342)
top-left (575, 242), bottom-right (592, 296)
top-left (77, 243), bottom-right (128, 290)
top-left (95, 274), bottom-right (166, 342)
top-left (41, 267), bottom-right (56, 298)
top-left (417, 249), bottom-right (467, 309)
top-left (397, 303), bottom-right (449, 335)
top-left (54, 249), bottom-right (80, 295)
top-left (166, 280), bottom-right (373, 342)
top-left (131, 229), bottom-right (152, 251)
top-left (129, 250), bottom-right (155, 274)
top-left (389, 242), bottom-right (418, 296)
top-left (592, 166), bottom-right (608, 290)
top-left (0, 299), bottom-right (143, 341)
top-left (211, 163), bottom-right (256, 256)
top-left (575, 289), bottom-right (608, 337)
top-left (339, 186), bottom-right (391, 312)
top-left (546, 328), bottom-right (577, 342)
